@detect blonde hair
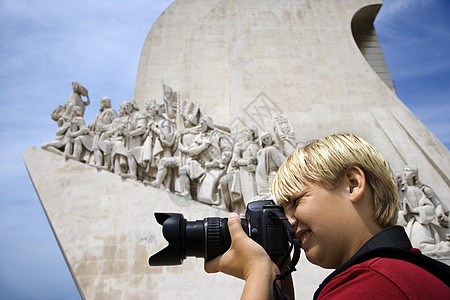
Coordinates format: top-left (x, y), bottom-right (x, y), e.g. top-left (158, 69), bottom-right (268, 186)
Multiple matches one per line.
top-left (271, 133), bottom-right (398, 227)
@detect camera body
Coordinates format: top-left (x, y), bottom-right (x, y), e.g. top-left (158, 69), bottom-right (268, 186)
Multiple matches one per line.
top-left (244, 200), bottom-right (289, 259)
top-left (149, 200), bottom-right (289, 266)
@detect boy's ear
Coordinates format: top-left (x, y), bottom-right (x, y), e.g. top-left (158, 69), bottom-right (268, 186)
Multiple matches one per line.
top-left (346, 166), bottom-right (366, 203)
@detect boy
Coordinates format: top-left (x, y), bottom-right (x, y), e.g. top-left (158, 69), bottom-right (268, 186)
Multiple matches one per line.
top-left (205, 133), bottom-right (449, 299)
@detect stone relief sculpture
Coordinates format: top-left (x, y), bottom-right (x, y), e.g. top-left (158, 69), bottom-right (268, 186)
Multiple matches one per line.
top-left (62, 81), bottom-right (91, 121)
top-left (273, 114), bottom-right (298, 157)
top-left (108, 102), bottom-right (131, 176)
top-left (190, 116), bottom-right (234, 205)
top-left (121, 100), bottom-right (147, 180)
top-left (397, 165), bottom-right (450, 253)
top-left (255, 131), bottom-right (286, 197)
top-left (219, 125), bottom-right (260, 211)
top-left (42, 109), bottom-right (76, 155)
top-left (42, 106), bottom-right (90, 161)
top-left (69, 107), bottom-right (93, 163)
top-left (89, 97), bottom-right (118, 169)
top-left (42, 83), bottom-right (302, 212)
top-left (145, 99), bottom-right (201, 193)
top-left (142, 100), bottom-right (177, 178)
top-left (394, 171), bottom-right (403, 197)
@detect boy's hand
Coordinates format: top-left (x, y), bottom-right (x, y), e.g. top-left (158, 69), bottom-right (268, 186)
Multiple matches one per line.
top-left (204, 213), bottom-right (279, 281)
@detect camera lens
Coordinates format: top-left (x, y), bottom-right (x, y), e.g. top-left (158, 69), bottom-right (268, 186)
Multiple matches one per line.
top-left (149, 200), bottom-right (289, 267)
top-left (149, 214), bottom-right (233, 266)
top-left (204, 217), bottom-right (231, 261)
top-left (184, 219), bottom-right (205, 258)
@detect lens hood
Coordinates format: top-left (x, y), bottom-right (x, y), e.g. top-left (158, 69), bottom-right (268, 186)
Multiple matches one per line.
top-left (149, 212), bottom-right (186, 266)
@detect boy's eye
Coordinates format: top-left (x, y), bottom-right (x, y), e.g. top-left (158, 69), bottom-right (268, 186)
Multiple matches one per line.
top-left (293, 193), bottom-right (306, 206)
top-left (293, 197), bottom-right (301, 206)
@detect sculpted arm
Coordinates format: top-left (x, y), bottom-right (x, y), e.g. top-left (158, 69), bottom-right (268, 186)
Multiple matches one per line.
top-left (69, 119), bottom-right (90, 138)
top-left (97, 110), bottom-right (118, 132)
top-left (187, 140), bottom-right (211, 156)
top-left (55, 122), bottom-right (71, 136)
top-left (103, 123), bottom-right (117, 139)
top-left (88, 115), bottom-right (99, 131)
top-left (423, 186), bottom-right (449, 226)
top-left (230, 142), bottom-right (242, 167)
top-left (422, 186), bottom-right (446, 215)
top-left (104, 119), bottom-right (124, 139)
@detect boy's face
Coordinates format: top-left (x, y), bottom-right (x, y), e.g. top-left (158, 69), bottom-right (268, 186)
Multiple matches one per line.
top-left (282, 179), bottom-right (357, 269)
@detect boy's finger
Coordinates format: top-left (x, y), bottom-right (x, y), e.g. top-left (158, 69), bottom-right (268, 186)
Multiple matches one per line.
top-left (204, 255), bottom-right (221, 273)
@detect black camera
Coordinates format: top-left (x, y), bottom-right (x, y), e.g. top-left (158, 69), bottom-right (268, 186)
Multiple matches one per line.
top-left (149, 200), bottom-right (291, 266)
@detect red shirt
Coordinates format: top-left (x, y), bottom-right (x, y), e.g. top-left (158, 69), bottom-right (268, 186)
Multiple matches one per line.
top-left (318, 256), bottom-right (450, 299)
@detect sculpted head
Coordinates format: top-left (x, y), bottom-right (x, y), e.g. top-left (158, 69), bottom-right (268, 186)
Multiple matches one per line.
top-left (149, 102), bottom-right (163, 117)
top-left (100, 97), bottom-right (112, 110)
top-left (199, 116), bottom-right (214, 132)
top-left (245, 125), bottom-right (258, 141)
top-left (144, 99), bottom-right (156, 111)
top-left (72, 106), bottom-right (82, 117)
top-left (118, 103), bottom-right (127, 117)
top-left (184, 113), bottom-right (198, 128)
top-left (71, 82), bottom-right (88, 97)
top-left (260, 131), bottom-right (274, 147)
top-left (403, 165), bottom-right (418, 186)
top-left (124, 101), bottom-right (134, 115)
top-left (72, 81), bottom-right (80, 93)
top-left (125, 100), bottom-right (139, 112)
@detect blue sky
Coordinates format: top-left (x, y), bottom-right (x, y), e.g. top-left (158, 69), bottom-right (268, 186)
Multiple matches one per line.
top-left (0, 0), bottom-right (448, 299)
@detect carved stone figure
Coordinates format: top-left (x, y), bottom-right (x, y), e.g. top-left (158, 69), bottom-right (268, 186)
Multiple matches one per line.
top-left (179, 116), bottom-right (233, 204)
top-left (178, 99), bottom-right (200, 131)
top-left (71, 98), bottom-right (117, 165)
top-left (42, 108), bottom-right (76, 154)
top-left (62, 106), bottom-right (91, 161)
top-left (140, 100), bottom-right (177, 182)
top-left (176, 114), bottom-right (202, 195)
top-left (220, 125), bottom-right (260, 211)
top-left (42, 84), bottom-right (310, 213)
top-left (51, 104), bottom-right (67, 124)
top-left (42, 106), bottom-right (91, 161)
top-left (162, 83), bottom-right (177, 120)
top-left (255, 131), bottom-right (286, 197)
top-left (146, 112), bottom-right (198, 194)
top-left (393, 171), bottom-right (404, 209)
top-left (121, 101), bottom-right (147, 180)
top-left (198, 117), bottom-right (234, 205)
top-left (106, 103), bottom-right (131, 175)
top-left (398, 165), bottom-right (450, 253)
top-left (61, 82), bottom-right (90, 122)
top-left (88, 97), bottom-right (118, 169)
top-left (273, 115), bottom-right (297, 156)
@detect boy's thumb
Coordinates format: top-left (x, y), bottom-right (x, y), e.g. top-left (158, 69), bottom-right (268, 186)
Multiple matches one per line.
top-left (227, 213), bottom-right (245, 239)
